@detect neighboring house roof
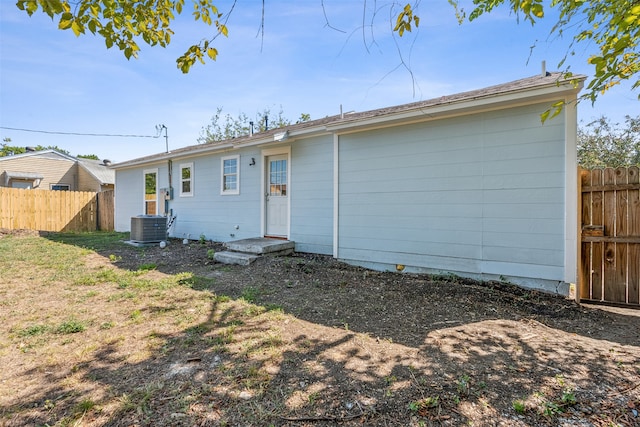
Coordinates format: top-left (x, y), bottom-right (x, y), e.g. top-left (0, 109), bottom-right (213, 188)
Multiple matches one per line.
top-left (0, 149), bottom-right (77, 163)
top-left (77, 158), bottom-right (115, 185)
top-left (112, 72), bottom-right (586, 169)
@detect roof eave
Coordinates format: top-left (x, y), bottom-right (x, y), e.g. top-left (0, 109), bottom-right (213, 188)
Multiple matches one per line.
top-left (326, 79), bottom-right (584, 133)
top-left (111, 142), bottom-right (237, 169)
top-left (111, 75), bottom-right (585, 169)
top-left (111, 125), bottom-right (333, 169)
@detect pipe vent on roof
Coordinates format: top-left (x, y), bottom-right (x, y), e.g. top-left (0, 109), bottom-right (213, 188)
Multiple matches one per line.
top-left (541, 60), bottom-right (550, 77)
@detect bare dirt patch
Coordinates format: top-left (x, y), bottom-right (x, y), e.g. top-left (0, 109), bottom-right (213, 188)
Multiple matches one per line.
top-left (1, 232), bottom-right (639, 426)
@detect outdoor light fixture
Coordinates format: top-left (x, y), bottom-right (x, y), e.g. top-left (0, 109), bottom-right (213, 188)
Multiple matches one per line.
top-left (249, 157), bottom-right (256, 166)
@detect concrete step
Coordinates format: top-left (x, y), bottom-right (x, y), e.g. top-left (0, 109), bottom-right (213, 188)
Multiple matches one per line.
top-left (213, 251), bottom-right (259, 266)
top-left (224, 238), bottom-right (295, 255)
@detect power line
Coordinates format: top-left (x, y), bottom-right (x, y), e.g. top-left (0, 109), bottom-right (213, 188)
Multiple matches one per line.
top-left (0, 126), bottom-right (159, 138)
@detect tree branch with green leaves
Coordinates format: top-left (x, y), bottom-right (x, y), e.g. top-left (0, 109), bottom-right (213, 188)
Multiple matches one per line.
top-left (447, 0), bottom-right (640, 106)
top-left (15, 0), bottom-right (640, 106)
top-left (16, 0), bottom-right (232, 73)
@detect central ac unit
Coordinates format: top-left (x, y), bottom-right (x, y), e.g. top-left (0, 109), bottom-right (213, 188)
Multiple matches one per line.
top-left (130, 215), bottom-right (167, 243)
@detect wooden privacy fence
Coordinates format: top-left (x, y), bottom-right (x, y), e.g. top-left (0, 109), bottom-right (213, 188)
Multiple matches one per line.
top-left (97, 190), bottom-right (114, 231)
top-left (0, 187), bottom-right (114, 232)
top-left (579, 166), bottom-right (640, 307)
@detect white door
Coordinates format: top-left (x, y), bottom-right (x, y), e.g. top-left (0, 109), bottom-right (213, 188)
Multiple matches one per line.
top-left (144, 169), bottom-right (158, 215)
top-left (265, 155), bottom-right (288, 237)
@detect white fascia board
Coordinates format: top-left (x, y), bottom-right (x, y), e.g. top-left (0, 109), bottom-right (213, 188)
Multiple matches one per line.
top-left (111, 143), bottom-right (236, 170)
top-left (114, 130), bottom-right (324, 170)
top-left (325, 83), bottom-right (583, 134)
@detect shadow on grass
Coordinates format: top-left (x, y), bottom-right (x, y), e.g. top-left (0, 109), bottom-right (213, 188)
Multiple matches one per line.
top-left (5, 231), bottom-right (637, 426)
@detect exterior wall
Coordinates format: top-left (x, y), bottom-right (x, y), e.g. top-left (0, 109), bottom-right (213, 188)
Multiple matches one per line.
top-left (336, 103), bottom-right (568, 292)
top-left (114, 164), bottom-right (168, 231)
top-left (0, 156), bottom-right (78, 190)
top-left (77, 166), bottom-right (102, 192)
top-left (113, 98), bottom-right (573, 293)
top-left (115, 140), bottom-right (335, 253)
top-left (290, 135), bottom-right (334, 254)
top-left (115, 150), bottom-right (265, 242)
top-left (167, 150), bottom-right (263, 242)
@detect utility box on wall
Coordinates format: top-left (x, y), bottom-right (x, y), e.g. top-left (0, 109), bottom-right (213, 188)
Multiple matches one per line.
top-left (130, 215), bottom-right (167, 243)
top-left (159, 187), bottom-right (173, 201)
top-left (159, 188), bottom-right (173, 215)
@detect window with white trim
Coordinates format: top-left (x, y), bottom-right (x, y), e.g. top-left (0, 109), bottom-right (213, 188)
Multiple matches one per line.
top-left (180, 163), bottom-right (193, 197)
top-left (221, 155), bottom-right (240, 195)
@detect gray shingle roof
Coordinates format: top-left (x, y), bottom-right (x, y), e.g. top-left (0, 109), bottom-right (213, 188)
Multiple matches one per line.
top-left (112, 72), bottom-right (585, 168)
top-left (78, 159), bottom-right (115, 185)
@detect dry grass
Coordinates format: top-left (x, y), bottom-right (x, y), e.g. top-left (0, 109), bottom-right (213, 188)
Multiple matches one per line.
top-left (1, 231), bottom-right (639, 426)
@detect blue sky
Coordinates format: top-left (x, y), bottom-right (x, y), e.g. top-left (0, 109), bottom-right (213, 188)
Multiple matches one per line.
top-left (1, 0), bottom-right (638, 163)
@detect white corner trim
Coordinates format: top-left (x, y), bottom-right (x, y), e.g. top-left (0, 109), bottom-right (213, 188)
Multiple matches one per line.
top-left (564, 96), bottom-right (579, 285)
top-left (333, 134), bottom-right (339, 258)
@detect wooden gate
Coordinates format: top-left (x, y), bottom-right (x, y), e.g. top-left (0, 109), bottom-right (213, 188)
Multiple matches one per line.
top-left (579, 167), bottom-right (640, 307)
top-left (97, 190), bottom-right (114, 231)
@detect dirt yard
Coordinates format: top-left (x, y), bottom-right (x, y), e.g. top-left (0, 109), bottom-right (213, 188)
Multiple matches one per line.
top-left (1, 231), bottom-right (639, 426)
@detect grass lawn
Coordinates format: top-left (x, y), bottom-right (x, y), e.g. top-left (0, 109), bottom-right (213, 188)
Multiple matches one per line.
top-left (1, 231), bottom-right (639, 426)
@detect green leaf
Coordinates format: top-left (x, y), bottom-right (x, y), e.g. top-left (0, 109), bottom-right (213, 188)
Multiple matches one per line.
top-left (395, 12), bottom-right (405, 30)
top-left (71, 20), bottom-right (83, 36)
top-left (58, 17), bottom-right (73, 30)
top-left (25, 1), bottom-right (39, 16)
top-left (540, 109), bottom-right (551, 123)
top-left (531, 3), bottom-right (544, 18)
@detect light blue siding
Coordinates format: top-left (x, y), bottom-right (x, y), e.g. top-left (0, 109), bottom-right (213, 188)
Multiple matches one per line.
top-left (115, 162), bottom-right (167, 232)
top-left (115, 139), bottom-right (334, 252)
top-left (290, 135), bottom-right (333, 254)
top-left (115, 149), bottom-right (263, 242)
top-left (115, 98), bottom-right (570, 289)
top-left (337, 103), bottom-right (567, 284)
top-left (167, 150), bottom-right (263, 242)
top-left (115, 168), bottom-right (144, 231)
